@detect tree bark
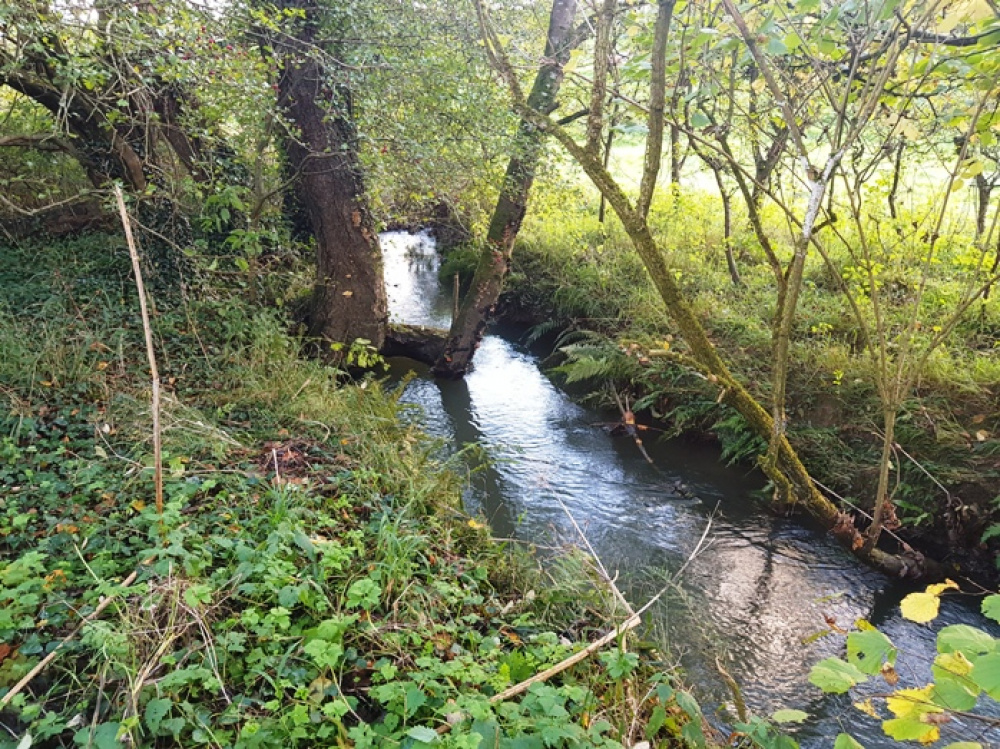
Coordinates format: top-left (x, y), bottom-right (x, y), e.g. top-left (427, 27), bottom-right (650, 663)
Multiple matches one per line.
top-left (432, 0), bottom-right (580, 378)
top-left (274, 0), bottom-right (387, 351)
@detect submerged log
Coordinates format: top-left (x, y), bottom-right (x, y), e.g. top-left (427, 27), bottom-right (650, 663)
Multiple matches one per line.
top-left (382, 324), bottom-right (448, 366)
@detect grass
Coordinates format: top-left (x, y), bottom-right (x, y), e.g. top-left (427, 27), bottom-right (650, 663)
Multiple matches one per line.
top-left (0, 233), bottom-right (713, 748)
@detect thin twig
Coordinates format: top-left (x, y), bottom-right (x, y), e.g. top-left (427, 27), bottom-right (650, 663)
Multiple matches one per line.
top-left (114, 185), bottom-right (163, 516)
top-left (489, 614), bottom-right (641, 704)
top-left (0, 569), bottom-right (140, 709)
top-left (554, 495), bottom-right (635, 616)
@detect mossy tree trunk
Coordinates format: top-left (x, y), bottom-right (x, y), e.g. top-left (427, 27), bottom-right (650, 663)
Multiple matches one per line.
top-left (433, 0), bottom-right (580, 378)
top-left (274, 0), bottom-right (387, 351)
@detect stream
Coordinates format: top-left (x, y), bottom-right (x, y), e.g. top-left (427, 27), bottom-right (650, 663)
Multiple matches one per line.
top-left (381, 230), bottom-right (999, 748)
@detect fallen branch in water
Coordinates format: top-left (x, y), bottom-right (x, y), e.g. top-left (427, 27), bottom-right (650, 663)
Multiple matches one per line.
top-left (612, 388), bottom-right (654, 465)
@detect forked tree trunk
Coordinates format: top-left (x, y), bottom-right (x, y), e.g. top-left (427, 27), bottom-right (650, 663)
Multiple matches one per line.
top-left (275, 0), bottom-right (387, 350)
top-left (432, 0), bottom-right (580, 378)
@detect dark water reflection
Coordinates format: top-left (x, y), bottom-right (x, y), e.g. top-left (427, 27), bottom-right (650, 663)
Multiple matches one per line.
top-left (382, 230), bottom-right (999, 748)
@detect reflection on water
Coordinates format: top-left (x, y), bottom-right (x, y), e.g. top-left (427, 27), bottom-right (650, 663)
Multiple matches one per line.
top-left (381, 231), bottom-right (999, 748)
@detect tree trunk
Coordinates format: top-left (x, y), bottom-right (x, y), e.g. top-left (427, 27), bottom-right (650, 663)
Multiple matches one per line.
top-left (433, 0), bottom-right (580, 378)
top-left (275, 0), bottom-right (387, 351)
top-left (974, 173), bottom-right (992, 242)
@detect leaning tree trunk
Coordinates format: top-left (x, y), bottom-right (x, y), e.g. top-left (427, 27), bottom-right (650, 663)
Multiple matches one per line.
top-left (275, 0), bottom-right (387, 351)
top-left (474, 0), bottom-right (942, 579)
top-left (432, 0), bottom-right (580, 378)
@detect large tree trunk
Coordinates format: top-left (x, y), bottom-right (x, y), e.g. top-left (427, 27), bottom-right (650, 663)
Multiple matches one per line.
top-left (275, 0), bottom-right (387, 351)
top-left (432, 0), bottom-right (580, 378)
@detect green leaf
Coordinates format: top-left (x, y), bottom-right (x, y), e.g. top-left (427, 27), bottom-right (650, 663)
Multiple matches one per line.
top-left (982, 595), bottom-right (1000, 624)
top-left (771, 709), bottom-right (809, 724)
top-left (937, 624), bottom-right (997, 659)
top-left (690, 111), bottom-right (710, 129)
top-left (766, 37), bottom-right (789, 55)
top-left (809, 658), bottom-right (868, 693)
top-left (405, 685), bottom-right (427, 718)
top-left (834, 734), bottom-right (865, 749)
top-left (675, 690), bottom-right (702, 719)
top-left (941, 743), bottom-right (983, 749)
top-left (882, 716), bottom-right (938, 743)
top-left (847, 629), bottom-right (896, 675)
top-left (406, 726), bottom-right (439, 744)
top-left (346, 577), bottom-right (382, 610)
top-left (970, 652), bottom-right (1000, 699)
top-left (681, 719), bottom-right (706, 748)
top-left (144, 698), bottom-right (172, 734)
top-left (74, 723), bottom-right (122, 749)
top-left (932, 652), bottom-right (978, 711)
top-left (601, 649), bottom-right (639, 679)
top-left (646, 705), bottom-right (667, 738)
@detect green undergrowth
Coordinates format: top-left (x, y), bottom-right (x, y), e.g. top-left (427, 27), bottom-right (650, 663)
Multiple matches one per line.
top-left (0, 233), bottom-right (718, 747)
top-left (463, 180), bottom-right (1000, 571)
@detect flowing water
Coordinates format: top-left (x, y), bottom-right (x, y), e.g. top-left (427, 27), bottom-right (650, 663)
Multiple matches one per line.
top-left (382, 230), bottom-right (999, 748)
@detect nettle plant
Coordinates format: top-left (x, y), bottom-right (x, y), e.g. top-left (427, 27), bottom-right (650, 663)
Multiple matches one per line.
top-left (808, 585), bottom-right (1000, 747)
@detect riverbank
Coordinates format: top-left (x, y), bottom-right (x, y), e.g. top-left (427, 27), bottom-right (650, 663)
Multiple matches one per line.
top-left (441, 186), bottom-right (1000, 582)
top-left (0, 233), bottom-right (713, 747)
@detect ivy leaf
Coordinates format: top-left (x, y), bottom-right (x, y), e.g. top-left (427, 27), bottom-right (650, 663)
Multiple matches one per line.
top-left (833, 734), bottom-right (865, 749)
top-left (771, 709), bottom-right (809, 723)
top-left (809, 658), bottom-right (868, 693)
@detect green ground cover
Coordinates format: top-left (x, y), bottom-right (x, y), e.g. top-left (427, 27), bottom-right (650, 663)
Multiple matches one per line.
top-left (0, 234), bottom-right (709, 748)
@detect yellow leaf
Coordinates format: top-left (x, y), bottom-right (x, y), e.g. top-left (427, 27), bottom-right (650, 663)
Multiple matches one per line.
top-left (342, 290), bottom-right (354, 297)
top-left (935, 650), bottom-right (973, 677)
top-left (925, 579), bottom-right (959, 597)
top-left (918, 726), bottom-right (940, 745)
top-left (41, 380), bottom-right (53, 387)
top-left (131, 499), bottom-right (146, 512)
top-left (887, 685), bottom-right (939, 718)
top-left (900, 592), bottom-right (941, 623)
top-left (468, 519), bottom-right (485, 530)
top-left (308, 676), bottom-right (333, 704)
top-left (97, 361), bottom-right (109, 371)
top-left (854, 699), bottom-right (879, 718)
top-left (855, 619), bottom-right (876, 631)
top-left (901, 580), bottom-right (957, 623)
